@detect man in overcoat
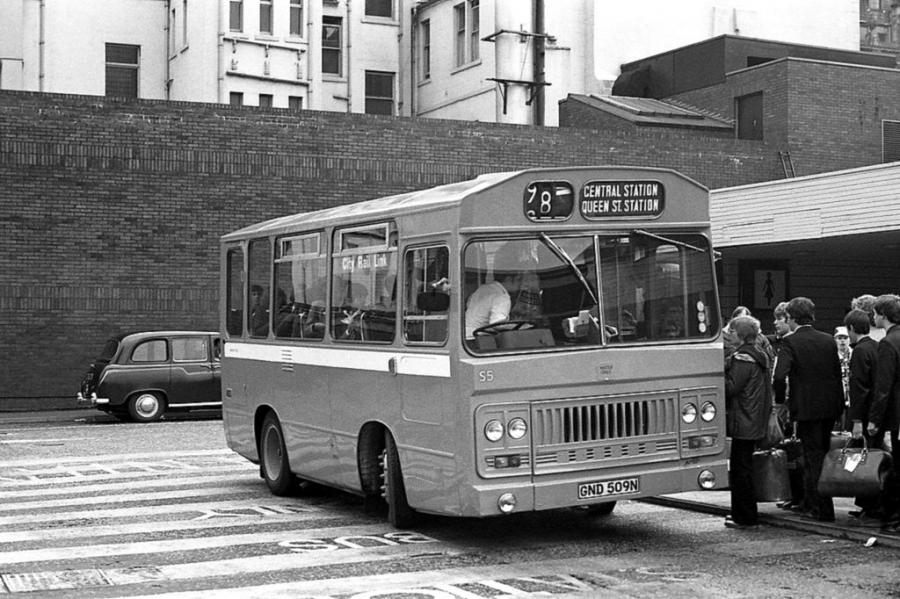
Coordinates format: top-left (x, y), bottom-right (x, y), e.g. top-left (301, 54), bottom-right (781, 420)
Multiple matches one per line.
top-left (868, 294), bottom-right (900, 528)
top-left (773, 297), bottom-right (844, 522)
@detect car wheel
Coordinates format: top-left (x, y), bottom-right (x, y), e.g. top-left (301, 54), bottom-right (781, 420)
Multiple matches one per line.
top-left (381, 432), bottom-right (417, 528)
top-left (127, 392), bottom-right (166, 422)
top-left (260, 413), bottom-right (298, 496)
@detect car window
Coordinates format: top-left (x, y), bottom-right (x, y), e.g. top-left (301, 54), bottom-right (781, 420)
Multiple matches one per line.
top-left (131, 339), bottom-right (168, 363)
top-left (172, 337), bottom-right (209, 362)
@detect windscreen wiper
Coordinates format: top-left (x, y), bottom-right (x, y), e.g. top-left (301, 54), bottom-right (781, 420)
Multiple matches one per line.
top-left (539, 233), bottom-right (598, 306)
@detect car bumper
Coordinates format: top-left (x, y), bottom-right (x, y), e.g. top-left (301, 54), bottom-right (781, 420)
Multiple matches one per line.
top-left (76, 392), bottom-right (110, 407)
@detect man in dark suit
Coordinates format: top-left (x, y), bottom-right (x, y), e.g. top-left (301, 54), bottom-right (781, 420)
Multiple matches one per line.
top-left (773, 297), bottom-right (844, 522)
top-left (868, 294), bottom-right (900, 528)
top-left (844, 308), bottom-right (881, 521)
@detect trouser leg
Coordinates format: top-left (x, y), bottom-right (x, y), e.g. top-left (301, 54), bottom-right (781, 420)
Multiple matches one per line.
top-left (730, 438), bottom-right (758, 525)
top-left (798, 419), bottom-right (834, 520)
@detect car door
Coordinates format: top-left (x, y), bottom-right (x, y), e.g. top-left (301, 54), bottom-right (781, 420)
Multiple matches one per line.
top-left (169, 335), bottom-right (219, 406)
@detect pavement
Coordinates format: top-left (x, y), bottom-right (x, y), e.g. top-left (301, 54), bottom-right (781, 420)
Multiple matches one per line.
top-left (650, 490), bottom-right (900, 549)
top-left (3, 408), bottom-right (899, 548)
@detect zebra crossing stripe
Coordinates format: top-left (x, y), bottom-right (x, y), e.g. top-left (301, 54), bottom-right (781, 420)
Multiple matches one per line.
top-left (0, 448), bottom-right (233, 469)
top-left (0, 479), bottom-right (259, 513)
top-left (0, 470), bottom-right (256, 501)
top-left (0, 524), bottom-right (418, 565)
top-left (0, 497), bottom-right (312, 528)
top-left (0, 531), bottom-right (453, 593)
top-left (0, 503), bottom-right (328, 544)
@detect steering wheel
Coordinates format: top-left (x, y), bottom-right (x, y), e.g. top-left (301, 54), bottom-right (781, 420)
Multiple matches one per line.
top-left (472, 320), bottom-right (535, 337)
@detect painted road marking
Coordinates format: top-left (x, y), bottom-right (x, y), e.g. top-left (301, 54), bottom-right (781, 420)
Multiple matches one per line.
top-left (0, 471), bottom-right (257, 500)
top-left (0, 497), bottom-right (319, 528)
top-left (0, 448), bottom-right (233, 468)
top-left (0, 504), bottom-right (327, 543)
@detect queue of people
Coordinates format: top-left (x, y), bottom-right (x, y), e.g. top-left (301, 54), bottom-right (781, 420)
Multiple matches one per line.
top-left (723, 294), bottom-right (900, 532)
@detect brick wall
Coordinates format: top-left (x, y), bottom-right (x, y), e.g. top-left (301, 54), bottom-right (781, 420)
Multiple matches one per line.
top-left (673, 59), bottom-right (900, 177)
top-left (0, 91), bottom-right (781, 403)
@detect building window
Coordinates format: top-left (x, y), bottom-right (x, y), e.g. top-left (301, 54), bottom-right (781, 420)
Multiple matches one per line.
top-left (469, 0), bottom-right (479, 61)
top-left (736, 92), bottom-right (763, 140)
top-left (365, 71), bottom-right (394, 115)
top-left (259, 93), bottom-right (273, 108)
top-left (365, 0), bottom-right (392, 18)
top-left (105, 43), bottom-right (139, 98)
top-left (230, 0), bottom-right (243, 31)
top-left (289, 96), bottom-right (303, 110)
top-left (322, 16), bottom-right (342, 76)
top-left (884, 120), bottom-right (900, 162)
top-left (869, 0), bottom-right (880, 9)
top-left (454, 4), bottom-right (466, 67)
top-left (420, 20), bottom-right (430, 81)
top-left (453, 1), bottom-right (479, 67)
top-left (290, 0), bottom-right (303, 37)
top-left (259, 0), bottom-right (273, 34)
top-left (182, 0), bottom-right (189, 46)
top-left (230, 91), bottom-right (244, 105)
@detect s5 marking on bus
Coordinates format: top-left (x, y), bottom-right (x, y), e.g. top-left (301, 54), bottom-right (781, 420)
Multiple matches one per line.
top-left (478, 370), bottom-right (494, 383)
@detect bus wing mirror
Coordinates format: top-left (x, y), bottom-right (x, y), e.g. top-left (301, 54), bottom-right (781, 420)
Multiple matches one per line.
top-left (417, 291), bottom-right (450, 312)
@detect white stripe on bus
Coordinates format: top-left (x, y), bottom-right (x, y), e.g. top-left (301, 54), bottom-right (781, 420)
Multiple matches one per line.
top-left (225, 341), bottom-right (451, 378)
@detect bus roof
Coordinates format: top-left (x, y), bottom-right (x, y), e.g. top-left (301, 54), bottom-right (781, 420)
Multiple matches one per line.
top-left (221, 166), bottom-right (706, 241)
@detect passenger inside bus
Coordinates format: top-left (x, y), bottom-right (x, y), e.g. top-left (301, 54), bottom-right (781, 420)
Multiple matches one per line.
top-left (249, 285), bottom-right (269, 336)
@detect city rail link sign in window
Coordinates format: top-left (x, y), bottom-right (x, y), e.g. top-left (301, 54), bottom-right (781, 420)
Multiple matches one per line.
top-left (579, 180), bottom-right (665, 219)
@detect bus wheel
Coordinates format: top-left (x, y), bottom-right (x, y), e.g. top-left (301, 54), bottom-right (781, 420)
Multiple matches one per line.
top-left (127, 392), bottom-right (166, 422)
top-left (576, 501), bottom-right (617, 517)
top-left (260, 413), bottom-right (298, 496)
top-left (381, 433), bottom-right (417, 528)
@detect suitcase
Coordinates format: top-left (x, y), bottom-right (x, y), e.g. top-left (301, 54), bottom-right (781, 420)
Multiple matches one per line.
top-left (752, 448), bottom-right (792, 502)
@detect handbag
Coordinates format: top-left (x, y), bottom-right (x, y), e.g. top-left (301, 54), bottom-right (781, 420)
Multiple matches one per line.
top-left (757, 408), bottom-right (785, 450)
top-left (817, 437), bottom-right (893, 498)
top-left (752, 448), bottom-right (792, 502)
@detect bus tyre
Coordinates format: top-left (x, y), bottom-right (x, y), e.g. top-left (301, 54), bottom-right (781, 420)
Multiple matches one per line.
top-left (260, 413), bottom-right (298, 496)
top-left (127, 392), bottom-right (165, 423)
top-left (382, 433), bottom-right (416, 528)
top-left (578, 501), bottom-right (617, 517)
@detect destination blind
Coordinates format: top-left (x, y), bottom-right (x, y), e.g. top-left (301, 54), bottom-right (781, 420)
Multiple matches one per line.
top-left (580, 180), bottom-right (665, 219)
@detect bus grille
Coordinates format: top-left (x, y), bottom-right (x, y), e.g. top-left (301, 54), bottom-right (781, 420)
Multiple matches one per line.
top-left (531, 393), bottom-right (679, 472)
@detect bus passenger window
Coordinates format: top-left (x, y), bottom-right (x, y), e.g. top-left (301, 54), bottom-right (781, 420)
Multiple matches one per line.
top-left (247, 238), bottom-right (272, 338)
top-left (403, 245), bottom-right (449, 344)
top-left (331, 223), bottom-right (398, 343)
top-left (274, 233), bottom-right (327, 340)
top-left (225, 247), bottom-right (244, 337)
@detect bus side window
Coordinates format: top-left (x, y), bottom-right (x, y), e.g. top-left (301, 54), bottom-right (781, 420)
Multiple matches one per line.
top-left (403, 245), bottom-right (449, 344)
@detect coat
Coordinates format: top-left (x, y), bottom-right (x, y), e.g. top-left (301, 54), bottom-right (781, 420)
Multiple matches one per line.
top-left (772, 325), bottom-right (844, 422)
top-left (847, 335), bottom-right (878, 423)
top-left (725, 342), bottom-right (771, 440)
top-left (870, 324), bottom-right (900, 430)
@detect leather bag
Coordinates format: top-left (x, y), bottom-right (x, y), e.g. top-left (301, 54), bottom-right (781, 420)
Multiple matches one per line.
top-left (817, 438), bottom-right (893, 498)
top-left (752, 448), bottom-right (792, 502)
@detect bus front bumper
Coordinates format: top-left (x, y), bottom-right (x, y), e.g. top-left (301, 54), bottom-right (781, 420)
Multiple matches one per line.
top-left (468, 460), bottom-right (729, 517)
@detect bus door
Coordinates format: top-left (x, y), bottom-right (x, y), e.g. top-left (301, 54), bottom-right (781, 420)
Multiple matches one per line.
top-left (327, 224), bottom-right (402, 489)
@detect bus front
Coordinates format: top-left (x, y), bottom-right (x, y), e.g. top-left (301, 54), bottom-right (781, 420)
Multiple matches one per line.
top-left (456, 168), bottom-right (727, 516)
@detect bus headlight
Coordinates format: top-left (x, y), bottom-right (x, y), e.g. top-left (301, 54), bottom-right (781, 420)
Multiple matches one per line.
top-left (498, 493), bottom-right (517, 513)
top-left (698, 470), bottom-right (717, 489)
top-left (484, 420), bottom-right (504, 442)
top-left (507, 418), bottom-right (527, 439)
top-left (681, 403), bottom-right (697, 424)
top-left (700, 401), bottom-right (716, 422)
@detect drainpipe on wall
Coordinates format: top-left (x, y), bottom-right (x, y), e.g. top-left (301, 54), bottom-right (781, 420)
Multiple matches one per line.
top-left (217, 0), bottom-right (225, 103)
top-left (532, 0), bottom-right (544, 126)
top-left (409, 4), bottom-right (418, 117)
top-left (38, 0), bottom-right (45, 91)
top-left (165, 0), bottom-right (172, 100)
top-left (345, 0), bottom-right (352, 112)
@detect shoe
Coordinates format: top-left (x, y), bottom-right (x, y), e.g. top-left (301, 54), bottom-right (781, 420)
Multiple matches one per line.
top-left (724, 517), bottom-right (759, 530)
top-left (849, 515), bottom-right (884, 528)
top-left (776, 500), bottom-right (793, 509)
top-left (788, 503), bottom-right (807, 513)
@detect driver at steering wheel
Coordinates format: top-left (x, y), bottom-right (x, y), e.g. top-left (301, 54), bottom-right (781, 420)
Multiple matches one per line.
top-left (465, 243), bottom-right (529, 340)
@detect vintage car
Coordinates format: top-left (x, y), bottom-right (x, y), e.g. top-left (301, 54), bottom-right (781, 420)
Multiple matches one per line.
top-left (77, 331), bottom-right (221, 422)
